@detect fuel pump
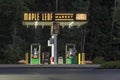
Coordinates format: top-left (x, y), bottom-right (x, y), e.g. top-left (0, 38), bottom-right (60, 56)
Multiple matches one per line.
top-left (30, 43), bottom-right (41, 64)
top-left (65, 43), bottom-right (77, 64)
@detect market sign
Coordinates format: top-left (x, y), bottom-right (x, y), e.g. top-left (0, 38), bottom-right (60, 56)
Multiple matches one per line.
top-left (23, 12), bottom-right (87, 22)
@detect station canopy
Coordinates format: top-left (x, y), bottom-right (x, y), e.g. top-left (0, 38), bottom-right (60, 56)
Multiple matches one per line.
top-left (23, 12), bottom-right (87, 27)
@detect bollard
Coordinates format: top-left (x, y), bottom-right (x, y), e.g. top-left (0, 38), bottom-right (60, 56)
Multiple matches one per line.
top-left (25, 53), bottom-right (29, 64)
top-left (82, 53), bottom-right (85, 64)
top-left (78, 53), bottom-right (81, 64)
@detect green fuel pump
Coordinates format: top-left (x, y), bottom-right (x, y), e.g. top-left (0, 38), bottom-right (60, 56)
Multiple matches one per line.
top-left (65, 43), bottom-right (77, 64)
top-left (30, 43), bottom-right (41, 64)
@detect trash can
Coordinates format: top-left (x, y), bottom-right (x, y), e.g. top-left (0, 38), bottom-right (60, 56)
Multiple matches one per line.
top-left (58, 56), bottom-right (63, 64)
top-left (72, 56), bottom-right (77, 64)
top-left (66, 58), bottom-right (72, 64)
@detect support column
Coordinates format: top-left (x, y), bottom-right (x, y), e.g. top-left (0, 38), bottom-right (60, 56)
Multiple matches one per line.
top-left (51, 34), bottom-right (57, 64)
top-left (50, 35), bottom-right (54, 64)
top-left (50, 22), bottom-right (59, 64)
top-left (54, 34), bottom-right (57, 64)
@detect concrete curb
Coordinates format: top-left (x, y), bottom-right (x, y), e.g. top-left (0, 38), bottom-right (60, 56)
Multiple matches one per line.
top-left (0, 64), bottom-right (100, 69)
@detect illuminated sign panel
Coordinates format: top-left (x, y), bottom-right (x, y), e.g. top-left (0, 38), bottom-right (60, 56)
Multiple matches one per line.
top-left (23, 12), bottom-right (87, 21)
top-left (55, 13), bottom-right (74, 21)
top-left (76, 13), bottom-right (87, 21)
top-left (24, 13), bottom-right (40, 21)
top-left (42, 13), bottom-right (53, 21)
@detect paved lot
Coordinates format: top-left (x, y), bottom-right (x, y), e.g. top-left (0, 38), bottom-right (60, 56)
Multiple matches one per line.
top-left (0, 67), bottom-right (120, 80)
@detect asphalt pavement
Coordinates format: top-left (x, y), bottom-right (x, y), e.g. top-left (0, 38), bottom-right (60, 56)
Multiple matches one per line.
top-left (0, 66), bottom-right (120, 80)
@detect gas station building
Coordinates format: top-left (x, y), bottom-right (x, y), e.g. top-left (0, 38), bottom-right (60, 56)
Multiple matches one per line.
top-left (23, 12), bottom-right (87, 64)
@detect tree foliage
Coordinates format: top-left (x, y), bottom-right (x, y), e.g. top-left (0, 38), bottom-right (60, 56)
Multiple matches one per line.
top-left (0, 0), bottom-right (28, 63)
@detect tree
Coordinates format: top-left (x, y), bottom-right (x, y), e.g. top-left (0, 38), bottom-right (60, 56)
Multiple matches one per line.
top-left (0, 0), bottom-right (29, 63)
top-left (72, 0), bottom-right (89, 12)
top-left (4, 36), bottom-right (27, 64)
top-left (86, 0), bottom-right (114, 60)
top-left (111, 0), bottom-right (120, 60)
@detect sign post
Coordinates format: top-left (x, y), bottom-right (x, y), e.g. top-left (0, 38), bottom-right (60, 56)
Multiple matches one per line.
top-left (50, 22), bottom-right (60, 64)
